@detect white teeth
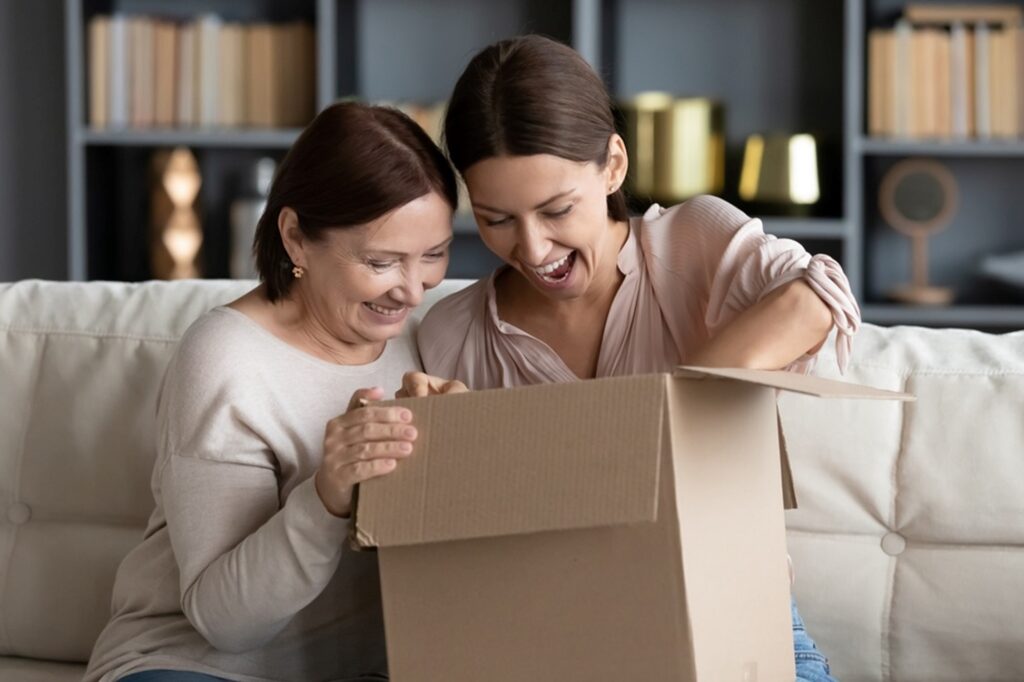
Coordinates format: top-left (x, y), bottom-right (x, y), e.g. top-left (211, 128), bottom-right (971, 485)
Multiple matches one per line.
top-left (532, 252), bottom-right (571, 276)
top-left (365, 302), bottom-right (405, 317)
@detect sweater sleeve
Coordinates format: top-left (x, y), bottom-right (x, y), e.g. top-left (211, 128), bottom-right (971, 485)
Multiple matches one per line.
top-left (156, 325), bottom-right (350, 654)
top-left (652, 195), bottom-right (861, 373)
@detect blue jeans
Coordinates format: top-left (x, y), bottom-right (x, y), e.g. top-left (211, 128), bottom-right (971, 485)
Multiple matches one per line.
top-left (793, 598), bottom-right (837, 682)
top-left (120, 608), bottom-right (831, 682)
top-left (119, 672), bottom-right (230, 681)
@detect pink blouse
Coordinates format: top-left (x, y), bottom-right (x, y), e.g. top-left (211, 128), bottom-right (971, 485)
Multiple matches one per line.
top-left (418, 195), bottom-right (860, 390)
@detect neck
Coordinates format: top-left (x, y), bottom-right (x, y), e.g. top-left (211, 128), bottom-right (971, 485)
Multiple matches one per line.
top-left (274, 287), bottom-right (385, 366)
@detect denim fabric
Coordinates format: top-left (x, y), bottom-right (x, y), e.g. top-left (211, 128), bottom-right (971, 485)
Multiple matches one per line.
top-left (119, 672), bottom-right (231, 682)
top-left (792, 598), bottom-right (838, 682)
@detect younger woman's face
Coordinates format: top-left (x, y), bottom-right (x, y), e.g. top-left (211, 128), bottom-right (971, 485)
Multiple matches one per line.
top-left (463, 136), bottom-right (628, 302)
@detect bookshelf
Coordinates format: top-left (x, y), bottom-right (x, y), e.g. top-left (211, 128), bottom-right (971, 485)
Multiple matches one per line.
top-left (857, 0), bottom-right (1024, 330)
top-left (63, 0), bottom-right (1024, 330)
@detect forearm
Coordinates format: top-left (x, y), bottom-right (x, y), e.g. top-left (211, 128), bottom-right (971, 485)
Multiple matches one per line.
top-left (690, 280), bottom-right (833, 370)
top-left (165, 458), bottom-right (349, 653)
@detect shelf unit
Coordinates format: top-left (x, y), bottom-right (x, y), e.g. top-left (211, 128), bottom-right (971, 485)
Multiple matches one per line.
top-left (64, 0), bottom-right (1024, 329)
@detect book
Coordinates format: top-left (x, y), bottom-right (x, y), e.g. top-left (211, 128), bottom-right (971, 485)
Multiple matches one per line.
top-left (910, 28), bottom-right (939, 138)
top-left (245, 23), bottom-right (274, 127)
top-left (975, 22), bottom-right (991, 138)
top-left (281, 22), bottom-right (316, 126)
top-left (894, 19), bottom-right (913, 137)
top-left (153, 21), bottom-right (177, 128)
top-left (950, 22), bottom-right (974, 138)
top-left (196, 14), bottom-right (222, 127)
top-left (130, 17), bottom-right (155, 128)
top-left (868, 28), bottom-right (894, 137)
top-left (1006, 24), bottom-right (1021, 137)
top-left (108, 14), bottom-right (129, 129)
top-left (87, 15), bottom-right (109, 128)
top-left (934, 29), bottom-right (952, 138)
top-left (176, 21), bottom-right (196, 127)
top-left (218, 23), bottom-right (245, 127)
top-left (905, 3), bottom-right (1023, 26)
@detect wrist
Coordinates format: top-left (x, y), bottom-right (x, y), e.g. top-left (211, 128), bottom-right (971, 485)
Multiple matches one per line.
top-left (314, 469), bottom-right (351, 518)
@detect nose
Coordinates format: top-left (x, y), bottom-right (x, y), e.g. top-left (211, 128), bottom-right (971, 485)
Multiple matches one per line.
top-left (514, 219), bottom-right (550, 266)
top-left (391, 265), bottom-right (425, 308)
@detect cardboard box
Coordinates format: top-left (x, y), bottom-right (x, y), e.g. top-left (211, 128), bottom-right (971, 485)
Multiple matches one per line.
top-left (354, 367), bottom-right (911, 681)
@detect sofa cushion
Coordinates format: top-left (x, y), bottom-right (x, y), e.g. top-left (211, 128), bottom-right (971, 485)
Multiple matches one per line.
top-left (0, 655), bottom-right (84, 682)
top-left (0, 279), bottom-right (468, 664)
top-left (782, 323), bottom-right (1024, 682)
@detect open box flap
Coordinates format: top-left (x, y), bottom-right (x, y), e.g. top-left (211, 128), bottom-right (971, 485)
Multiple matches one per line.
top-left (354, 374), bottom-right (667, 548)
top-left (674, 366), bottom-right (915, 401)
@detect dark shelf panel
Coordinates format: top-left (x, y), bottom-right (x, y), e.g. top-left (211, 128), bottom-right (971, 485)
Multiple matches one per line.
top-left (859, 137), bottom-right (1024, 158)
top-left (862, 303), bottom-right (1024, 328)
top-left (79, 128), bottom-right (302, 148)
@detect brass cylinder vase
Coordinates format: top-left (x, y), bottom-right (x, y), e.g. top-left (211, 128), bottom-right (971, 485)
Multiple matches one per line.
top-left (738, 133), bottom-right (822, 207)
top-left (619, 93), bottom-right (724, 203)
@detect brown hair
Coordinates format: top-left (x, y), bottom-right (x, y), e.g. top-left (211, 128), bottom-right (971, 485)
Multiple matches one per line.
top-left (254, 101), bottom-right (458, 301)
top-left (443, 34), bottom-right (628, 221)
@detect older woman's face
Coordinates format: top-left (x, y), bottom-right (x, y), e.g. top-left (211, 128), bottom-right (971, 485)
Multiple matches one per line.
top-left (300, 191), bottom-right (452, 347)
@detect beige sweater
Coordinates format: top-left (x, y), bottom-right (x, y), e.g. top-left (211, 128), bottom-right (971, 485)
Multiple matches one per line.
top-left (85, 307), bottom-right (419, 682)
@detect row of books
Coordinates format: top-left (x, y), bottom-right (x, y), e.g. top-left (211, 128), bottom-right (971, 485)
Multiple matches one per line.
top-left (88, 14), bottom-right (316, 130)
top-left (868, 5), bottom-right (1024, 140)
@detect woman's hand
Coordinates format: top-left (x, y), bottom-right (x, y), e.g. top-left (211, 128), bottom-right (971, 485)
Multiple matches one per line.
top-left (314, 387), bottom-right (417, 518)
top-left (396, 371), bottom-right (469, 398)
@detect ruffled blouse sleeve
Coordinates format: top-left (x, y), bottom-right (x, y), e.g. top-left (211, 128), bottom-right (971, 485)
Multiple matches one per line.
top-left (645, 195), bottom-right (861, 373)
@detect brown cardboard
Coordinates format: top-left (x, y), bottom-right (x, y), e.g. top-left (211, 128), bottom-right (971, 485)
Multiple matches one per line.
top-left (356, 369), bottom-right (910, 681)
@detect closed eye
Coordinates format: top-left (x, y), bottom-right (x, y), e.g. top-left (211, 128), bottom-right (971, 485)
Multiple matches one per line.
top-left (482, 215), bottom-right (513, 227)
top-left (545, 205), bottom-right (573, 219)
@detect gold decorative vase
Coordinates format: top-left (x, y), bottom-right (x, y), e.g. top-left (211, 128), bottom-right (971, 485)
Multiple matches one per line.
top-left (738, 133), bottom-right (821, 207)
top-left (619, 93), bottom-right (724, 203)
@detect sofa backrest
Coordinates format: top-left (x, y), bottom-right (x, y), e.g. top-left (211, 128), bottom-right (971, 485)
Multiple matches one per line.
top-left (0, 279), bottom-right (469, 663)
top-left (3, 279), bottom-right (1023, 681)
top-left (781, 323), bottom-right (1024, 681)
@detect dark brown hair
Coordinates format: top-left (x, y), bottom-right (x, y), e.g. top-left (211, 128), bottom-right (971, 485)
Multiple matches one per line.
top-left (254, 101), bottom-right (458, 301)
top-left (443, 34), bottom-right (628, 221)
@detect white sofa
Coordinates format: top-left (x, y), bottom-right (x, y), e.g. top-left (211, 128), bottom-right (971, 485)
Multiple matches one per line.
top-left (0, 279), bottom-right (1022, 682)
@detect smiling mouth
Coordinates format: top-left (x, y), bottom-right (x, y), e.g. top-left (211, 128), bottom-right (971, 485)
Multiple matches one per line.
top-left (530, 251), bottom-right (576, 283)
top-left (363, 302), bottom-right (407, 318)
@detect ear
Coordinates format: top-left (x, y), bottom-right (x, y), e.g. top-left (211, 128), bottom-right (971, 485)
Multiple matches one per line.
top-left (277, 207), bottom-right (306, 267)
top-left (604, 133), bottom-right (629, 194)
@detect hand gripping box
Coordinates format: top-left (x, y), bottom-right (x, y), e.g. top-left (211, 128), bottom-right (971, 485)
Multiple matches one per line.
top-left (353, 367), bottom-right (912, 682)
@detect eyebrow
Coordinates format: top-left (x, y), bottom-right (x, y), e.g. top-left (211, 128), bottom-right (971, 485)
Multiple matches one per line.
top-left (473, 189), bottom-right (576, 214)
top-left (366, 236), bottom-right (454, 258)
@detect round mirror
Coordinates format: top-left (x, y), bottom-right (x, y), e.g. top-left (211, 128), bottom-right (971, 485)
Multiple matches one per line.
top-left (878, 159), bottom-right (958, 306)
top-left (879, 159), bottom-right (958, 237)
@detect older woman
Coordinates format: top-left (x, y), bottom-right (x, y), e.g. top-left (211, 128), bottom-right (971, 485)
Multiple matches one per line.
top-left (85, 102), bottom-right (463, 682)
top-left (416, 35), bottom-right (859, 682)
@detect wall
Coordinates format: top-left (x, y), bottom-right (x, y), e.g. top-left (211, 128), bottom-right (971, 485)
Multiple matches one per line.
top-left (0, 2), bottom-right (67, 281)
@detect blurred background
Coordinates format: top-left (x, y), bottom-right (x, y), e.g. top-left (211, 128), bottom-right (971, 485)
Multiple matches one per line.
top-left (1, 0), bottom-right (1023, 330)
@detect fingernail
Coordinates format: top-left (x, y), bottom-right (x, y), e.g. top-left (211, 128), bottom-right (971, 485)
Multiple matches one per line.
top-left (400, 410), bottom-right (412, 422)
top-left (399, 442), bottom-right (413, 453)
top-left (384, 459), bottom-right (397, 468)
top-left (404, 427), bottom-right (417, 439)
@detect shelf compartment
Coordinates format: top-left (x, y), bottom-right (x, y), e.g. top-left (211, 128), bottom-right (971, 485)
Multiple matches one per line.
top-left (859, 137), bottom-right (1024, 158)
top-left (79, 128), bottom-right (303, 148)
top-left (862, 304), bottom-right (1024, 329)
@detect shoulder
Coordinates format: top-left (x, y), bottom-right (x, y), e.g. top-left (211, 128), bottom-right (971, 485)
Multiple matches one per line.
top-left (638, 196), bottom-right (759, 276)
top-left (418, 278), bottom-right (490, 376)
top-left (640, 195), bottom-right (754, 248)
top-left (168, 307), bottom-right (267, 385)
